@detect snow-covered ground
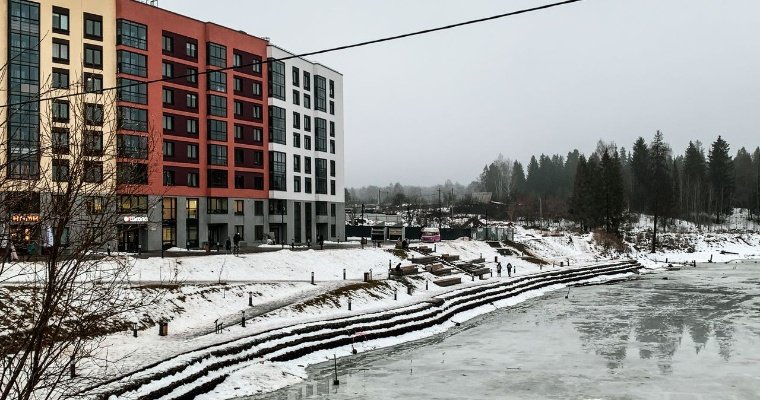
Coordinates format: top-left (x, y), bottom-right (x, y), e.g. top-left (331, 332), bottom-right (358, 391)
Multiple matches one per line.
top-left (2, 212), bottom-right (760, 399)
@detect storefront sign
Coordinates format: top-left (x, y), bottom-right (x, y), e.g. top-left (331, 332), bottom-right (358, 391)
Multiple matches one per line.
top-left (11, 214), bottom-right (40, 223)
top-left (122, 215), bottom-right (149, 223)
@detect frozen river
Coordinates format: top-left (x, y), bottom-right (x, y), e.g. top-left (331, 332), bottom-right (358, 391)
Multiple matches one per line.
top-left (251, 262), bottom-right (760, 400)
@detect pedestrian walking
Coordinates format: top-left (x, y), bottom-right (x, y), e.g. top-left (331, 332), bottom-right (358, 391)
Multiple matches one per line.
top-left (507, 262), bottom-right (512, 277)
top-left (26, 241), bottom-right (36, 261)
top-left (225, 237), bottom-right (232, 253)
top-left (233, 232), bottom-right (241, 255)
top-left (497, 262), bottom-right (502, 277)
top-left (107, 244), bottom-right (111, 257)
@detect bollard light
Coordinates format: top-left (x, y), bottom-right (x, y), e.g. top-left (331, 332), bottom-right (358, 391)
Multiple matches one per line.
top-left (249, 291), bottom-right (253, 307)
top-left (311, 271), bottom-right (315, 285)
top-left (348, 297), bottom-right (352, 311)
top-left (343, 268), bottom-right (346, 280)
top-left (241, 311), bottom-right (246, 327)
top-left (132, 322), bottom-right (138, 338)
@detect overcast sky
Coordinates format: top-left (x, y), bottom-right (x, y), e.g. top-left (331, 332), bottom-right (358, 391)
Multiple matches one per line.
top-left (160, 0), bottom-right (760, 187)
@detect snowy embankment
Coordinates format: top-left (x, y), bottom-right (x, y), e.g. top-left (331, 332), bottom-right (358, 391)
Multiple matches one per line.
top-left (88, 261), bottom-right (640, 400)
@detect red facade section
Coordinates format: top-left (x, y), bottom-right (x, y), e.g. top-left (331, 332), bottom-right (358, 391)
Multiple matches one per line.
top-left (115, 0), bottom-right (269, 199)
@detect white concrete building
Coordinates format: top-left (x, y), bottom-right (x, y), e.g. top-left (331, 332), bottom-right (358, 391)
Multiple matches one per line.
top-left (266, 45), bottom-right (345, 244)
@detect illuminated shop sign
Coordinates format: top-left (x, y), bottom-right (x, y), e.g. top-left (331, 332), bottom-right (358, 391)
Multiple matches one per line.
top-left (122, 215), bottom-right (149, 223)
top-left (11, 214), bottom-right (40, 223)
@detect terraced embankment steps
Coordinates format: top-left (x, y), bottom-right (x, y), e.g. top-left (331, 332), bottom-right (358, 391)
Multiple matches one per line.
top-left (91, 261), bottom-right (640, 400)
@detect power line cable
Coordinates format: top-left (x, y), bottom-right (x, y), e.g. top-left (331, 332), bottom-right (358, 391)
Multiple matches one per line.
top-left (1, 0), bottom-right (583, 109)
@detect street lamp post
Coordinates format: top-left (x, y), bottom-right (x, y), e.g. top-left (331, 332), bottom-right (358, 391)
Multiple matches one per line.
top-left (280, 204), bottom-right (285, 249)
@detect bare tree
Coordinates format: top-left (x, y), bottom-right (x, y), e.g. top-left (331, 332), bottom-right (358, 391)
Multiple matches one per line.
top-left (1, 71), bottom-right (162, 399)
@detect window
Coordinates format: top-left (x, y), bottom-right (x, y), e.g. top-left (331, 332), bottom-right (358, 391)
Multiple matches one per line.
top-left (84, 161), bottom-right (103, 183)
top-left (118, 106), bottom-right (148, 131)
top-left (52, 100), bottom-right (69, 122)
top-left (186, 68), bottom-right (197, 84)
top-left (84, 44), bottom-right (103, 68)
top-left (305, 156), bottom-right (312, 174)
top-left (117, 163), bottom-right (148, 184)
top-left (87, 197), bottom-right (105, 214)
top-left (269, 199), bottom-right (287, 215)
top-left (294, 176), bottom-right (301, 192)
top-left (303, 94), bottom-right (311, 109)
top-left (207, 42), bottom-right (227, 67)
top-left (53, 7), bottom-right (69, 33)
top-left (52, 128), bottom-right (69, 154)
top-left (52, 69), bottom-right (69, 88)
top-left (294, 154), bottom-right (301, 172)
top-left (82, 72), bottom-right (103, 93)
top-left (305, 177), bottom-right (312, 193)
top-left (233, 53), bottom-right (242, 67)
top-left (330, 140), bottom-right (335, 154)
top-left (162, 88), bottom-right (174, 105)
top-left (164, 170), bottom-right (176, 186)
top-left (234, 200), bottom-right (244, 215)
top-left (84, 131), bottom-right (103, 155)
top-left (329, 101), bottom-right (335, 115)
top-left (292, 66), bottom-right (300, 87)
top-left (293, 112), bottom-right (301, 129)
top-left (208, 119), bottom-right (227, 141)
top-left (269, 151), bottom-right (287, 191)
top-left (316, 202), bottom-right (328, 216)
top-left (331, 224), bottom-right (336, 238)
top-left (253, 150), bottom-right (263, 166)
top-left (234, 101), bottom-right (242, 116)
top-left (52, 159), bottom-right (69, 182)
top-left (253, 127), bottom-right (263, 142)
top-left (187, 119), bottom-right (198, 134)
top-left (234, 148), bottom-right (244, 165)
top-left (329, 79), bottom-right (335, 98)
top-left (208, 198), bottom-right (228, 214)
top-left (118, 50), bottom-right (147, 77)
top-left (52, 39), bottom-right (69, 63)
top-left (187, 172), bottom-right (199, 187)
top-left (118, 78), bottom-right (147, 104)
top-left (292, 90), bottom-right (300, 106)
top-left (117, 19), bottom-right (147, 50)
top-left (186, 42), bottom-right (197, 58)
top-left (316, 158), bottom-right (328, 194)
top-left (84, 13), bottom-right (102, 40)
top-left (303, 71), bottom-right (311, 90)
top-left (187, 198), bottom-right (199, 218)
top-left (304, 136), bottom-right (312, 151)
top-left (268, 59), bottom-right (285, 100)
top-left (209, 144), bottom-right (228, 166)
top-left (255, 201), bottom-right (264, 216)
top-left (304, 115), bottom-right (311, 132)
top-left (162, 198), bottom-right (177, 221)
top-left (162, 35), bottom-right (173, 52)
top-left (293, 133), bottom-right (301, 148)
top-left (315, 75), bottom-right (327, 112)
top-left (209, 170), bottom-right (227, 188)
top-left (315, 118), bottom-right (327, 152)
top-left (163, 141), bottom-right (174, 157)
top-left (331, 180), bottom-right (336, 196)
top-left (329, 121), bottom-right (336, 137)
top-left (186, 93), bottom-right (198, 108)
top-left (251, 57), bottom-right (262, 73)
top-left (163, 114), bottom-right (174, 131)
top-left (252, 81), bottom-right (262, 96)
top-left (234, 125), bottom-right (243, 140)
top-left (255, 225), bottom-right (264, 240)
top-left (234, 77), bottom-right (242, 92)
top-left (208, 94), bottom-right (227, 117)
top-left (330, 160), bottom-right (336, 177)
top-left (85, 103), bottom-right (103, 126)
top-left (252, 104), bottom-right (262, 119)
top-left (162, 62), bottom-right (173, 78)
top-left (269, 106), bottom-right (286, 144)
top-left (209, 71), bottom-right (226, 92)
top-left (187, 144), bottom-right (198, 159)
top-left (117, 134), bottom-right (147, 159)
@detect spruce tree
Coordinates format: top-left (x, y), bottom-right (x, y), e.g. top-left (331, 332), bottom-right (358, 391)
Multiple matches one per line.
top-left (649, 131), bottom-right (672, 252)
top-left (707, 136), bottom-right (734, 223)
top-left (630, 137), bottom-right (650, 213)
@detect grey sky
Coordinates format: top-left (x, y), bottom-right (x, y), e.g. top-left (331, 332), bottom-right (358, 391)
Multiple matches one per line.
top-left (160, 0), bottom-right (760, 187)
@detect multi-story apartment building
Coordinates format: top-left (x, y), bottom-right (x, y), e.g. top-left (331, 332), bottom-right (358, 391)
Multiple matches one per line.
top-left (1, 0), bottom-right (345, 253)
top-left (267, 45), bottom-right (345, 245)
top-left (114, 0), bottom-right (270, 252)
top-left (1, 0), bottom-right (117, 250)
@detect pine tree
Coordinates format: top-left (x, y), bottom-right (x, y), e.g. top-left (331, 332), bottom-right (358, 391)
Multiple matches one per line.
top-left (510, 161), bottom-right (526, 201)
top-left (733, 147), bottom-right (754, 212)
top-left (683, 141), bottom-right (707, 226)
top-left (707, 135), bottom-right (734, 223)
top-left (600, 150), bottom-right (625, 233)
top-left (525, 156), bottom-right (540, 195)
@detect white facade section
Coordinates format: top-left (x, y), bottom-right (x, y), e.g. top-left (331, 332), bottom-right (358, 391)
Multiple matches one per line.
top-left (267, 45), bottom-right (344, 204)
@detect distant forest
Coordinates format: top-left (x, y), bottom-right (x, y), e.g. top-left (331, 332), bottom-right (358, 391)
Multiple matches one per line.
top-left (347, 132), bottom-right (760, 232)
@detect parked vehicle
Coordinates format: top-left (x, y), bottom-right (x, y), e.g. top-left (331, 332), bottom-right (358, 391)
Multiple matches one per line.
top-left (421, 227), bottom-right (441, 243)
